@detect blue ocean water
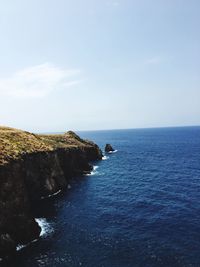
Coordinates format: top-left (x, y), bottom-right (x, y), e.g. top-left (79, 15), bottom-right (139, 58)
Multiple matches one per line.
top-left (5, 127), bottom-right (200, 267)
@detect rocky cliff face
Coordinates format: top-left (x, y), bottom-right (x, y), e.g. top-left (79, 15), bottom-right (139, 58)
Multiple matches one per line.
top-left (0, 127), bottom-right (102, 258)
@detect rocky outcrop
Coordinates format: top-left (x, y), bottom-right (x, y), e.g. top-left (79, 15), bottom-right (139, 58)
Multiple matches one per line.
top-left (0, 127), bottom-right (102, 258)
top-left (105, 144), bottom-right (115, 153)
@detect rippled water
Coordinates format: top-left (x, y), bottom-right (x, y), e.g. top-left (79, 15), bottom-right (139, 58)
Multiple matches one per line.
top-left (4, 127), bottom-right (200, 267)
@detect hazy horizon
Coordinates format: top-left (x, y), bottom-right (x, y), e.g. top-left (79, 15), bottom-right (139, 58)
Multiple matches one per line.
top-left (0, 0), bottom-right (199, 132)
top-left (31, 124), bottom-right (200, 134)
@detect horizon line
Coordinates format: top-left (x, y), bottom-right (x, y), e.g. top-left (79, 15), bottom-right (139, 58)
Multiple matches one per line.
top-left (35, 124), bottom-right (200, 134)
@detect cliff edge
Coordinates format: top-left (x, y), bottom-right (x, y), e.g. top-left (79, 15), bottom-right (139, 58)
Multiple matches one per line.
top-left (0, 126), bottom-right (102, 258)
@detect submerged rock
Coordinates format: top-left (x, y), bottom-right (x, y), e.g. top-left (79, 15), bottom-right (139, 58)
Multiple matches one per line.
top-left (105, 144), bottom-right (115, 153)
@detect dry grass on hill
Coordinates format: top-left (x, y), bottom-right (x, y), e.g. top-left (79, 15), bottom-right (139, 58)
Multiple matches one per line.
top-left (0, 127), bottom-right (92, 165)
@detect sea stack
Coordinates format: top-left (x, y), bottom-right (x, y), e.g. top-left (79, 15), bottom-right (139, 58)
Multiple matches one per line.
top-left (105, 144), bottom-right (115, 153)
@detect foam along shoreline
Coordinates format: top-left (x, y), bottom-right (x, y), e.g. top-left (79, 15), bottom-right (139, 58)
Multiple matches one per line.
top-left (86, 165), bottom-right (99, 176)
top-left (16, 239), bottom-right (38, 252)
top-left (108, 150), bottom-right (118, 154)
top-left (41, 189), bottom-right (62, 200)
top-left (35, 218), bottom-right (54, 237)
top-left (41, 184), bottom-right (72, 199)
top-left (16, 218), bottom-right (53, 252)
top-left (102, 155), bottom-right (109, 160)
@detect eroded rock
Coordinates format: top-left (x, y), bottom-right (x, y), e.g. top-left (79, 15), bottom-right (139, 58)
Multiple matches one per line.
top-left (105, 144), bottom-right (115, 153)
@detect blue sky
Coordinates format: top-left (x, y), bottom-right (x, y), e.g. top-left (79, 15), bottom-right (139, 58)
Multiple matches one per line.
top-left (0, 0), bottom-right (199, 132)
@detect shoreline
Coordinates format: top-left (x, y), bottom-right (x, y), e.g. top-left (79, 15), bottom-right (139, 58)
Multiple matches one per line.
top-left (0, 127), bottom-right (103, 258)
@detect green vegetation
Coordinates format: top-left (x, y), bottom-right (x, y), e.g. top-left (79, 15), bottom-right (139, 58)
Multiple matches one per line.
top-left (0, 126), bottom-right (92, 165)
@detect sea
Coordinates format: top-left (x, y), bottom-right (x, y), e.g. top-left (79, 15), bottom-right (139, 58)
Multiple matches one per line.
top-left (2, 126), bottom-right (200, 267)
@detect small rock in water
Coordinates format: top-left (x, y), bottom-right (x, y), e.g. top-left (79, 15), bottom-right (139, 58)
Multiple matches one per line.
top-left (105, 144), bottom-right (115, 153)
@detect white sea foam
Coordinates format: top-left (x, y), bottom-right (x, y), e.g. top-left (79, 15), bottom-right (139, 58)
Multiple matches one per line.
top-left (41, 189), bottom-right (61, 200)
top-left (93, 166), bottom-right (99, 171)
top-left (16, 218), bottom-right (53, 252)
top-left (35, 218), bottom-right (54, 237)
top-left (68, 184), bottom-right (72, 189)
top-left (108, 150), bottom-right (118, 154)
top-left (86, 166), bottom-right (99, 176)
top-left (16, 244), bottom-right (26, 251)
top-left (102, 155), bottom-right (109, 160)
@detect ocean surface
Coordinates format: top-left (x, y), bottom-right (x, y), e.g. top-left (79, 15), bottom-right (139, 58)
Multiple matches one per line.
top-left (3, 127), bottom-right (200, 267)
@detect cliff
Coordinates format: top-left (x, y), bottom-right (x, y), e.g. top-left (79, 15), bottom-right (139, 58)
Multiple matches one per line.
top-left (0, 127), bottom-right (102, 258)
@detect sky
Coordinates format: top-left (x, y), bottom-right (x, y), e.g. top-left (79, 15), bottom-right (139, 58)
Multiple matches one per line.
top-left (0, 0), bottom-right (199, 132)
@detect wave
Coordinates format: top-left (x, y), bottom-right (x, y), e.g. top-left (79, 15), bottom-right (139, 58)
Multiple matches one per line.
top-left (35, 218), bottom-right (54, 237)
top-left (86, 166), bottom-right (99, 176)
top-left (108, 150), bottom-right (118, 154)
top-left (41, 189), bottom-right (61, 200)
top-left (102, 155), bottom-right (109, 160)
top-left (16, 218), bottom-right (53, 252)
top-left (94, 166), bottom-right (99, 171)
top-left (16, 239), bottom-right (38, 251)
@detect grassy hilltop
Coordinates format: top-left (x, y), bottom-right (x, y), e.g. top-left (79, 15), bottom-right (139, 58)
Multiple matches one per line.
top-left (0, 126), bottom-right (94, 165)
